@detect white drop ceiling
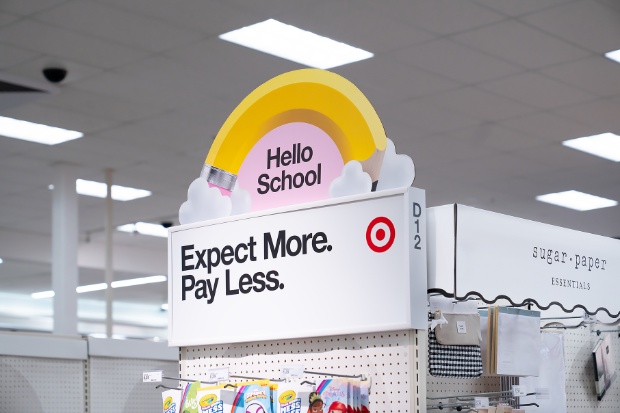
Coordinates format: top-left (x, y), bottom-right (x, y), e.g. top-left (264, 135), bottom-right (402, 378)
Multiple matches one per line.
top-left (0, 0), bottom-right (619, 336)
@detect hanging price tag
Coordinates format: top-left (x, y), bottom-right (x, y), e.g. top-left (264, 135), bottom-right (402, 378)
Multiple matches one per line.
top-left (473, 397), bottom-right (489, 407)
top-left (209, 367), bottom-right (229, 382)
top-left (281, 365), bottom-right (305, 379)
top-left (512, 385), bottom-right (527, 397)
top-left (142, 370), bottom-right (163, 383)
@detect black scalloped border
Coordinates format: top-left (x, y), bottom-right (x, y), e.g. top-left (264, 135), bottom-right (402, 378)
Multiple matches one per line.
top-left (428, 288), bottom-right (620, 318)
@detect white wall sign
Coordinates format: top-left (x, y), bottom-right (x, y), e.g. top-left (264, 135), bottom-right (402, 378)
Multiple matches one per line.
top-left (427, 204), bottom-right (620, 316)
top-left (168, 187), bottom-right (426, 346)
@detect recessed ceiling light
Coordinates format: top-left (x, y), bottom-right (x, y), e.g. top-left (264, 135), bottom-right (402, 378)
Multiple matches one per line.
top-left (111, 275), bottom-right (167, 289)
top-left (76, 179), bottom-right (151, 201)
top-left (0, 258), bottom-right (3, 264)
top-left (562, 133), bottom-right (620, 162)
top-left (219, 19), bottom-right (373, 69)
top-left (117, 222), bottom-right (168, 238)
top-left (0, 116), bottom-right (83, 145)
top-left (536, 190), bottom-right (618, 211)
top-left (605, 49), bottom-right (620, 64)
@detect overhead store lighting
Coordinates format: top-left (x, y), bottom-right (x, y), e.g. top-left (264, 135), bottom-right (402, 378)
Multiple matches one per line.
top-left (32, 276), bottom-right (167, 299)
top-left (0, 116), bottom-right (83, 145)
top-left (536, 190), bottom-right (618, 211)
top-left (0, 258), bottom-right (3, 264)
top-left (562, 133), bottom-right (620, 162)
top-left (117, 222), bottom-right (168, 238)
top-left (111, 275), bottom-right (167, 288)
top-left (219, 19), bottom-right (373, 69)
top-left (605, 49), bottom-right (620, 64)
top-left (76, 179), bottom-right (151, 201)
top-left (161, 304), bottom-right (169, 311)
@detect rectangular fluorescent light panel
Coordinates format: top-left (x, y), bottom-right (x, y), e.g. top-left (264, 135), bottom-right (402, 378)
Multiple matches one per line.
top-left (536, 190), bottom-right (618, 211)
top-left (32, 276), bottom-right (167, 298)
top-left (605, 49), bottom-right (620, 64)
top-left (219, 19), bottom-right (373, 69)
top-left (111, 275), bottom-right (167, 289)
top-left (76, 179), bottom-right (151, 201)
top-left (0, 116), bottom-right (83, 145)
top-left (562, 133), bottom-right (620, 162)
top-left (117, 222), bottom-right (168, 238)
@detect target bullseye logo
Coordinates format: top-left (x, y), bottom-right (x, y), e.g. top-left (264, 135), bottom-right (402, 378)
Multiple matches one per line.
top-left (366, 216), bottom-right (395, 253)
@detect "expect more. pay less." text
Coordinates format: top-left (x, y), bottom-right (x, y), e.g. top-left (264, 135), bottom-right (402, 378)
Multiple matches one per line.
top-left (179, 230), bottom-right (333, 304)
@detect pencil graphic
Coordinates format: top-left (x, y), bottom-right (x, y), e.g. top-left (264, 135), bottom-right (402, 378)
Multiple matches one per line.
top-left (202, 69), bottom-right (388, 194)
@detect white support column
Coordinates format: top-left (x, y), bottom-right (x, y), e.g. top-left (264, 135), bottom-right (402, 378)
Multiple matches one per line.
top-left (105, 168), bottom-right (114, 338)
top-left (52, 163), bottom-right (78, 336)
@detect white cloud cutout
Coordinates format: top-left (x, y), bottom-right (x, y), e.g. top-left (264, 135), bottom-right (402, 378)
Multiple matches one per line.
top-left (376, 139), bottom-right (415, 191)
top-left (329, 160), bottom-right (372, 198)
top-left (178, 178), bottom-right (232, 225)
top-left (230, 183), bottom-right (251, 215)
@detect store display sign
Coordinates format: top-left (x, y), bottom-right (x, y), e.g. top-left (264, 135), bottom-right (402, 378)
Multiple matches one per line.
top-left (168, 187), bottom-right (427, 346)
top-left (427, 204), bottom-right (620, 316)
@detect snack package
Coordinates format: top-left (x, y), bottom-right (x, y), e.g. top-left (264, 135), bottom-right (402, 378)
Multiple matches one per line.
top-left (162, 389), bottom-right (183, 413)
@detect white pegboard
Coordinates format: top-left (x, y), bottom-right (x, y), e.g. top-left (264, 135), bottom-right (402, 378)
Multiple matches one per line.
top-left (561, 325), bottom-right (620, 412)
top-left (88, 356), bottom-right (178, 413)
top-left (180, 330), bottom-right (421, 413)
top-left (0, 355), bottom-right (85, 413)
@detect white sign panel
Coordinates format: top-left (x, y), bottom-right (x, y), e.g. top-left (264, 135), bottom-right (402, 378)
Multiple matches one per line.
top-left (428, 204), bottom-right (620, 317)
top-left (168, 188), bottom-right (427, 346)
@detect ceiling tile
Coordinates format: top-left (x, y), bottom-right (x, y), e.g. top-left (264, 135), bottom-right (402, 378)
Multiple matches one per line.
top-left (522, 1), bottom-right (620, 53)
top-left (0, 43), bottom-right (39, 70)
top-left (552, 99), bottom-right (620, 132)
top-left (453, 19), bottom-right (591, 69)
top-left (0, 0), bottom-right (67, 15)
top-left (0, 11), bottom-right (18, 27)
top-left (337, 58), bottom-right (462, 106)
top-left (97, 0), bottom-right (257, 35)
top-left (499, 111), bottom-right (595, 143)
top-left (541, 56), bottom-right (620, 98)
top-left (2, 102), bottom-right (116, 134)
top-left (391, 38), bottom-right (524, 84)
top-left (370, 0), bottom-right (505, 35)
top-left (473, 0), bottom-right (573, 17)
top-left (427, 86), bottom-right (537, 122)
top-left (382, 99), bottom-right (482, 135)
top-left (4, 55), bottom-right (102, 85)
top-left (437, 123), bottom-right (545, 151)
top-left (39, 88), bottom-right (165, 122)
top-left (36, 1), bottom-right (203, 52)
top-left (0, 19), bottom-right (148, 69)
top-left (479, 72), bottom-right (596, 110)
top-left (274, 2), bottom-right (436, 54)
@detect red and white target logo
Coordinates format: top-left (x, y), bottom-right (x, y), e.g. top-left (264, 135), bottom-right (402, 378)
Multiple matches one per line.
top-left (366, 216), bottom-right (396, 253)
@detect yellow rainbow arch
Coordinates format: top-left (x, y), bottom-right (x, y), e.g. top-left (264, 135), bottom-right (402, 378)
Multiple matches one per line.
top-left (203, 69), bottom-right (388, 190)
